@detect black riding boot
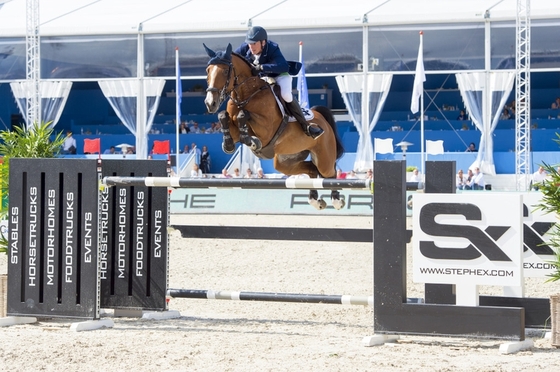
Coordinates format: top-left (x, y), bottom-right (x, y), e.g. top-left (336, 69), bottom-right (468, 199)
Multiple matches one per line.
top-left (286, 100), bottom-right (324, 140)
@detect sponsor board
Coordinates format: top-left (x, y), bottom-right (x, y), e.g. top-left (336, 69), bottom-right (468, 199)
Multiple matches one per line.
top-left (8, 159), bottom-right (99, 318)
top-left (413, 193), bottom-right (523, 287)
top-left (169, 188), bottom-right (373, 215)
top-left (99, 159), bottom-right (168, 310)
top-left (521, 192), bottom-right (558, 278)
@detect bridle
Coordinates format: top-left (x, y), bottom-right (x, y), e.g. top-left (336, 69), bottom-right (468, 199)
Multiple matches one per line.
top-left (206, 60), bottom-right (269, 110)
top-left (206, 62), bottom-right (232, 108)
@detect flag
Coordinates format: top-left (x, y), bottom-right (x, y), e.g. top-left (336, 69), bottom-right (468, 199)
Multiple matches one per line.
top-left (176, 47), bottom-right (182, 123)
top-left (374, 138), bottom-right (394, 154)
top-left (425, 140), bottom-right (444, 155)
top-left (83, 138), bottom-right (101, 154)
top-left (410, 31), bottom-right (425, 114)
top-left (175, 47), bottom-right (182, 166)
top-left (297, 41), bottom-right (309, 110)
top-left (153, 140), bottom-right (170, 155)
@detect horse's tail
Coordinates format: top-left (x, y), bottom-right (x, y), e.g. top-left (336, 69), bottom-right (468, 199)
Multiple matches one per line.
top-left (312, 105), bottom-right (344, 160)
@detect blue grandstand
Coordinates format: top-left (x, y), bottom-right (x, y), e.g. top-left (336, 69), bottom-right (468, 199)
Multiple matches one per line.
top-left (0, 1), bottom-right (559, 175)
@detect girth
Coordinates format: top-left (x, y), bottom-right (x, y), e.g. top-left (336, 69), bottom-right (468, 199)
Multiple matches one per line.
top-left (250, 114), bottom-right (289, 160)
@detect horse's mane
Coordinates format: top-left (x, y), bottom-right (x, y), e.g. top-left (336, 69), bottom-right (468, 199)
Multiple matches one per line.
top-left (231, 52), bottom-right (254, 70)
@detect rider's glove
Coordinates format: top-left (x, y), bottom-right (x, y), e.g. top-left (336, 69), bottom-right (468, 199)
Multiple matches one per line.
top-left (252, 65), bottom-right (262, 76)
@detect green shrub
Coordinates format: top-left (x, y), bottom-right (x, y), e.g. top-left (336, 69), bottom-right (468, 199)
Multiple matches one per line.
top-left (0, 122), bottom-right (65, 253)
top-left (535, 162), bottom-right (560, 282)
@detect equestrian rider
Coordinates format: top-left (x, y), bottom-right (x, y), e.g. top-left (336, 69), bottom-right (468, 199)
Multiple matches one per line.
top-left (235, 26), bottom-right (324, 140)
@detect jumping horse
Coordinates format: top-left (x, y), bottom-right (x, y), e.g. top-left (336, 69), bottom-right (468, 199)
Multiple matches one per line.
top-left (203, 43), bottom-right (345, 210)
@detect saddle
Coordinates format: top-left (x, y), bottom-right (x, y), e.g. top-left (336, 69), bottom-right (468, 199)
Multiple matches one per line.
top-left (271, 84), bottom-right (314, 122)
top-left (247, 84), bottom-right (314, 160)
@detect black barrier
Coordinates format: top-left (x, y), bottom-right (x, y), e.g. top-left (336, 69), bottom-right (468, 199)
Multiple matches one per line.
top-left (423, 161), bottom-right (551, 329)
top-left (8, 159), bottom-right (100, 318)
top-left (373, 160), bottom-right (525, 340)
top-left (99, 160), bottom-right (168, 311)
top-left (172, 225), bottom-right (372, 243)
top-left (7, 158), bottom-right (169, 319)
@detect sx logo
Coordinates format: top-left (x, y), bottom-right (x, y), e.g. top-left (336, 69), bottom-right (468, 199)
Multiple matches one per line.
top-left (419, 203), bottom-right (512, 261)
top-left (522, 203), bottom-right (555, 256)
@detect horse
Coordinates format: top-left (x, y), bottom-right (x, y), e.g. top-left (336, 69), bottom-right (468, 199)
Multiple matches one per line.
top-left (203, 43), bottom-right (345, 210)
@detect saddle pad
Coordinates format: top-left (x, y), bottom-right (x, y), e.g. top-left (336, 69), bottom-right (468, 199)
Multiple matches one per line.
top-left (288, 107), bottom-right (314, 122)
top-left (271, 87), bottom-right (314, 121)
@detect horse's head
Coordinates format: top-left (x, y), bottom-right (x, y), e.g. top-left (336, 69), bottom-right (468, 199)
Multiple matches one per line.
top-left (204, 43), bottom-right (233, 114)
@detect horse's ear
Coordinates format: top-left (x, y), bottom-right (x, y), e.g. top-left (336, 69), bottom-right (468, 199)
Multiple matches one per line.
top-left (225, 43), bottom-right (232, 58)
top-left (203, 43), bottom-right (216, 58)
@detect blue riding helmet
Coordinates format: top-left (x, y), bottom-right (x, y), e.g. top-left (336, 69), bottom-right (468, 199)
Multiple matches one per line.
top-left (245, 26), bottom-right (267, 44)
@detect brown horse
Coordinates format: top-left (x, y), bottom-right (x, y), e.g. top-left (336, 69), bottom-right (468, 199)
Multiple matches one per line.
top-left (203, 43), bottom-right (345, 210)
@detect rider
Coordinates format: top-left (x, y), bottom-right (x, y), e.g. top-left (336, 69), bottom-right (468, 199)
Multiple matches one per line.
top-left (235, 26), bottom-right (324, 140)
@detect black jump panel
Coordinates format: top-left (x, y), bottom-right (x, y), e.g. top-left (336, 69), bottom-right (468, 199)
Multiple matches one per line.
top-left (7, 159), bottom-right (99, 319)
top-left (172, 225), bottom-right (373, 243)
top-left (373, 160), bottom-right (525, 340)
top-left (100, 160), bottom-right (168, 310)
top-left (422, 161), bottom-right (551, 329)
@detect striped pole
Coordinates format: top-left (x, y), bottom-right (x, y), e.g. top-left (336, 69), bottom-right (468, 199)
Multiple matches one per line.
top-left (167, 289), bottom-right (373, 306)
top-left (102, 176), bottom-right (373, 190)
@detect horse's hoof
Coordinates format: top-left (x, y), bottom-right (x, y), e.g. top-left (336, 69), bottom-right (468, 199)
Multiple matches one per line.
top-left (222, 142), bottom-right (235, 154)
top-left (250, 137), bottom-right (262, 151)
top-left (309, 198), bottom-right (327, 211)
top-left (240, 135), bottom-right (252, 147)
top-left (332, 198), bottom-right (345, 210)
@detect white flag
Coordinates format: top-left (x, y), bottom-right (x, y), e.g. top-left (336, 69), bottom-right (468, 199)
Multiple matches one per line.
top-left (410, 32), bottom-right (425, 114)
top-left (297, 42), bottom-right (310, 110)
top-left (425, 140), bottom-right (444, 155)
top-left (374, 138), bottom-right (394, 154)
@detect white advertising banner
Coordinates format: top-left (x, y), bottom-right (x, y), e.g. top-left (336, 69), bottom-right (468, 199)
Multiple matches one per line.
top-left (413, 193), bottom-right (523, 287)
top-left (168, 188), bottom-right (415, 216)
top-left (169, 188), bottom-right (373, 216)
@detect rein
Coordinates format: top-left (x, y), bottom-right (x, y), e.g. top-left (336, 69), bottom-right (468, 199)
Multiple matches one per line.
top-left (207, 54), bottom-right (286, 154)
top-left (229, 78), bottom-right (269, 108)
top-left (207, 61), bottom-right (269, 109)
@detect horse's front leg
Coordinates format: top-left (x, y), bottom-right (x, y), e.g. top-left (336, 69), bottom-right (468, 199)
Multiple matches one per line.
top-left (237, 110), bottom-right (262, 151)
top-left (218, 110), bottom-right (236, 154)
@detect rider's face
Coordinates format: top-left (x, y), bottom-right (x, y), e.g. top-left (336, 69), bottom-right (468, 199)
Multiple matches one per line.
top-left (248, 41), bottom-right (264, 55)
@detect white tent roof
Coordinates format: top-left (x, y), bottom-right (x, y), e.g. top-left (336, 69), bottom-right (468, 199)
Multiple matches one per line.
top-left (0, 0), bottom-right (559, 37)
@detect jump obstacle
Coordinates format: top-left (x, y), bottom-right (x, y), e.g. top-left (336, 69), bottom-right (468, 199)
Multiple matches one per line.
top-left (103, 175), bottom-right (378, 307)
top-left (5, 160), bottom-right (374, 321)
top-left (168, 289), bottom-right (373, 306)
top-left (5, 158), bottom-right (551, 344)
top-left (166, 289), bottom-right (424, 307)
top-left (6, 158), bottom-right (169, 320)
top-left (101, 176), bottom-right (373, 191)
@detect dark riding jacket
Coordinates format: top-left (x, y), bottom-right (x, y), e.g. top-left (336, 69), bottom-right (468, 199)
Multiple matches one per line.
top-left (235, 40), bottom-right (289, 77)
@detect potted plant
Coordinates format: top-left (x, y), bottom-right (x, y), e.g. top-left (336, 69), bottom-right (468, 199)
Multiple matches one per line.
top-left (0, 121), bottom-right (65, 317)
top-left (534, 161), bottom-right (560, 347)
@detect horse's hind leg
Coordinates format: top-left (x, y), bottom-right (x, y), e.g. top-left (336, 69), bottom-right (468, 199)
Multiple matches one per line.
top-left (274, 154), bottom-right (320, 178)
top-left (218, 110), bottom-right (236, 154)
top-left (331, 190), bottom-right (345, 210)
top-left (308, 190), bottom-right (327, 210)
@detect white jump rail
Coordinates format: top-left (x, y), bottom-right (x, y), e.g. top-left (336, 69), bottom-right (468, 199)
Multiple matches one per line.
top-left (102, 176), bottom-right (374, 190)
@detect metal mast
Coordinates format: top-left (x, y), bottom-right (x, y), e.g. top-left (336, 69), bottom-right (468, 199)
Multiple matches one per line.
top-left (26, 0), bottom-right (41, 128)
top-left (515, 0), bottom-right (531, 191)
